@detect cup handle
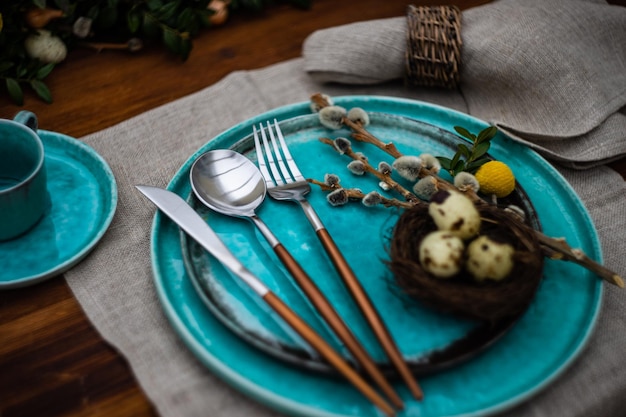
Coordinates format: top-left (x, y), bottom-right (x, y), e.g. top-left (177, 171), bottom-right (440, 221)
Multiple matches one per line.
top-left (13, 111), bottom-right (39, 132)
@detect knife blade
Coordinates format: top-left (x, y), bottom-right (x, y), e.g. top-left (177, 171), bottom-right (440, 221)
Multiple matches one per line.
top-left (135, 184), bottom-right (268, 296)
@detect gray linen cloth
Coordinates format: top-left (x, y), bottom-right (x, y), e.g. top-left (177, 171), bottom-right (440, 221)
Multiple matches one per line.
top-left (302, 0), bottom-right (626, 168)
top-left (64, 0), bottom-right (626, 415)
top-left (65, 57), bottom-right (626, 417)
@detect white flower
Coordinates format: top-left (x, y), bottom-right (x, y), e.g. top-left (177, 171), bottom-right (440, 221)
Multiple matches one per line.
top-left (24, 30), bottom-right (67, 64)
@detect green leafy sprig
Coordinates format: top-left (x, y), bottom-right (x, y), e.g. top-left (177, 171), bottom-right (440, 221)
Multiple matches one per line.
top-left (1, 0), bottom-right (311, 105)
top-left (437, 125), bottom-right (498, 177)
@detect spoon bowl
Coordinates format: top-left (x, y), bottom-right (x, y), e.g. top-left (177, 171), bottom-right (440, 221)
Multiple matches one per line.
top-left (190, 149), bottom-right (266, 218)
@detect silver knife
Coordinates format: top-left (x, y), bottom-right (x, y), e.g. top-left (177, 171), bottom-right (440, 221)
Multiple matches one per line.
top-left (135, 185), bottom-right (267, 296)
top-left (134, 184), bottom-right (396, 416)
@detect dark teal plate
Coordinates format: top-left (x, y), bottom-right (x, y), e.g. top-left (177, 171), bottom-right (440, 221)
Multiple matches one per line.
top-left (0, 130), bottom-right (117, 289)
top-left (151, 96), bottom-right (602, 417)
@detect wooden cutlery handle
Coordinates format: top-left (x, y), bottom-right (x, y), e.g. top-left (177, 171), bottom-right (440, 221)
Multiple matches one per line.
top-left (262, 291), bottom-right (395, 417)
top-left (315, 228), bottom-right (424, 400)
top-left (273, 244), bottom-right (403, 409)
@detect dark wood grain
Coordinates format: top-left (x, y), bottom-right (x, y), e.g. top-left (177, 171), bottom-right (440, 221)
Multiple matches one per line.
top-left (0, 1), bottom-right (624, 416)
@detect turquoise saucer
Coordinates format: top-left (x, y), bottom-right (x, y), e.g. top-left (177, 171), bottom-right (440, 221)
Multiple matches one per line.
top-left (0, 130), bottom-right (117, 289)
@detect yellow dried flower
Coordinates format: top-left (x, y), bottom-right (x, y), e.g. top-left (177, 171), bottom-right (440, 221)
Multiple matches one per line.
top-left (474, 161), bottom-right (516, 198)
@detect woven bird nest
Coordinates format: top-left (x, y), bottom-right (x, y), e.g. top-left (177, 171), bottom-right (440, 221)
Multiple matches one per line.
top-left (388, 203), bottom-right (544, 322)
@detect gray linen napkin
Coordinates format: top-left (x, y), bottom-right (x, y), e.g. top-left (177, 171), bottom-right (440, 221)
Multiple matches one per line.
top-left (302, 0), bottom-right (626, 168)
top-left (64, 57), bottom-right (625, 417)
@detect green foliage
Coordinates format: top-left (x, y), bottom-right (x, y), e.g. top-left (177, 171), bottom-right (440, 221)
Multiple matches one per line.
top-left (1, 0), bottom-right (311, 105)
top-left (437, 125), bottom-right (498, 177)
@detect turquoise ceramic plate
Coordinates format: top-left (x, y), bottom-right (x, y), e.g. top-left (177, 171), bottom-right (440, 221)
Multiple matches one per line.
top-left (179, 113), bottom-right (541, 376)
top-left (0, 130), bottom-right (117, 289)
top-left (151, 96), bottom-right (602, 417)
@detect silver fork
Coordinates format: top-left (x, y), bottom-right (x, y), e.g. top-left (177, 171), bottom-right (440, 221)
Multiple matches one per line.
top-left (254, 120), bottom-right (423, 401)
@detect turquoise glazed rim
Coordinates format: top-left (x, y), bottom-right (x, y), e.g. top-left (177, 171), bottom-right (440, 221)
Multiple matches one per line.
top-left (0, 130), bottom-right (118, 289)
top-left (151, 96), bottom-right (602, 417)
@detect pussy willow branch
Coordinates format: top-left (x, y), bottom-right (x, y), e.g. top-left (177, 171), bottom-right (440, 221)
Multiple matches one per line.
top-left (318, 137), bottom-right (422, 205)
top-left (310, 93), bottom-right (624, 287)
top-left (312, 94), bottom-right (460, 196)
top-left (307, 179), bottom-right (414, 209)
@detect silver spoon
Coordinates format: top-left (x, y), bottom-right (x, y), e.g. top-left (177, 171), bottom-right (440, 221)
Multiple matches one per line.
top-left (189, 149), bottom-right (403, 410)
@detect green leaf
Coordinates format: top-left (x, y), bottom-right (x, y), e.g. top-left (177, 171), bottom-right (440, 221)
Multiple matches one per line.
top-left (196, 9), bottom-right (214, 28)
top-left (450, 151), bottom-right (461, 169)
top-left (179, 37), bottom-right (192, 61)
top-left (146, 0), bottom-right (164, 11)
top-left (437, 156), bottom-right (452, 171)
top-left (472, 141), bottom-right (491, 159)
top-left (97, 6), bottom-right (118, 28)
top-left (177, 8), bottom-right (193, 26)
top-left (162, 29), bottom-right (181, 54)
top-left (476, 126), bottom-right (497, 144)
top-left (454, 126), bottom-right (475, 142)
top-left (54, 0), bottom-right (71, 12)
top-left (33, 0), bottom-right (46, 8)
top-left (17, 65), bottom-right (28, 78)
top-left (127, 12), bottom-right (141, 33)
top-left (156, 1), bottom-right (180, 21)
top-left (30, 80), bottom-right (52, 103)
top-left (457, 143), bottom-right (471, 159)
top-left (36, 63), bottom-right (55, 79)
top-left (453, 159), bottom-right (466, 173)
top-left (142, 13), bottom-right (160, 37)
top-left (87, 5), bottom-right (100, 19)
top-left (6, 78), bottom-right (24, 106)
top-left (0, 62), bottom-right (14, 73)
top-left (177, 8), bottom-right (199, 34)
top-left (466, 157), bottom-right (491, 173)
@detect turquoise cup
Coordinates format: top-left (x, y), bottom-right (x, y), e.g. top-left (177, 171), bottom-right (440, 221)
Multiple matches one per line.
top-left (0, 111), bottom-right (47, 241)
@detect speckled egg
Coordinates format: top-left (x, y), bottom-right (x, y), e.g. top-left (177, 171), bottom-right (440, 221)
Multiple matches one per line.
top-left (428, 190), bottom-right (481, 240)
top-left (419, 230), bottom-right (465, 278)
top-left (466, 235), bottom-right (515, 282)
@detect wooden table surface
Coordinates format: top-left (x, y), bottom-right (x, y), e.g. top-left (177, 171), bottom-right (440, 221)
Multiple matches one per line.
top-left (1, 1), bottom-right (624, 416)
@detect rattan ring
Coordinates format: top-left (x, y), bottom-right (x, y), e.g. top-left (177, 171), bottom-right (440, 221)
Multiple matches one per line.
top-left (405, 5), bottom-right (463, 89)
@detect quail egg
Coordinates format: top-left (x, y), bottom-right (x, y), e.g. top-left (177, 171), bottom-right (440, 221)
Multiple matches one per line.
top-left (419, 231), bottom-right (465, 278)
top-left (466, 235), bottom-right (515, 281)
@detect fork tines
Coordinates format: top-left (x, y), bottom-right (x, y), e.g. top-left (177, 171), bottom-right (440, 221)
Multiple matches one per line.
top-left (253, 120), bottom-right (305, 187)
